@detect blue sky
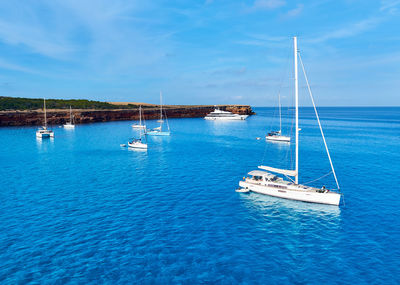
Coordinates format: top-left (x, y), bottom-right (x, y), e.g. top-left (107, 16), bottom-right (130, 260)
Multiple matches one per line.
top-left (0, 0), bottom-right (399, 106)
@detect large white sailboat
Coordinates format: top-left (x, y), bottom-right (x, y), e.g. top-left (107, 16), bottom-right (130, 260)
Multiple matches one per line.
top-left (36, 98), bottom-right (54, 138)
top-left (266, 93), bottom-right (290, 142)
top-left (128, 106), bottom-right (147, 149)
top-left (146, 92), bottom-right (170, 136)
top-left (238, 37), bottom-right (341, 206)
top-left (63, 106), bottom-right (75, 129)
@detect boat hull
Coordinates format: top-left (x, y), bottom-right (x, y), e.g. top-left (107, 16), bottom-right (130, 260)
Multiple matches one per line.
top-left (266, 135), bottom-right (291, 142)
top-left (146, 131), bottom-right (170, 136)
top-left (204, 115), bottom-right (248, 121)
top-left (63, 124), bottom-right (75, 129)
top-left (36, 131), bottom-right (54, 138)
top-left (132, 125), bottom-right (146, 129)
top-left (239, 181), bottom-right (341, 206)
top-left (128, 142), bottom-right (148, 149)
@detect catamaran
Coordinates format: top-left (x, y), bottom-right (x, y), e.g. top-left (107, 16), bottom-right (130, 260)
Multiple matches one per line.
top-left (132, 106), bottom-right (147, 129)
top-left (63, 106), bottom-right (75, 129)
top-left (128, 105), bottom-right (147, 149)
top-left (146, 92), bottom-right (170, 136)
top-left (266, 92), bottom-right (290, 142)
top-left (36, 98), bottom-right (54, 138)
top-left (238, 37), bottom-right (341, 206)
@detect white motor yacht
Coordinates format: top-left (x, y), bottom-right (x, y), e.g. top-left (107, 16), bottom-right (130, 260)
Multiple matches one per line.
top-left (204, 108), bottom-right (248, 120)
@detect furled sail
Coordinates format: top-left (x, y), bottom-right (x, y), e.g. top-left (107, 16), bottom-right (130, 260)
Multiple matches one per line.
top-left (258, 165), bottom-right (297, 177)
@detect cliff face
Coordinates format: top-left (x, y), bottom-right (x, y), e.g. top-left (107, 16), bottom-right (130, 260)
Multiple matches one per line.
top-left (0, 105), bottom-right (254, 126)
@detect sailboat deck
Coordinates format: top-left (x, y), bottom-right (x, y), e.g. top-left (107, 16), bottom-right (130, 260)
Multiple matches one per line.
top-left (244, 177), bottom-right (330, 194)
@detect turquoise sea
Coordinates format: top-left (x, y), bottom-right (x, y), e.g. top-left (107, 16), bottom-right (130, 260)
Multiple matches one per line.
top-left (0, 107), bottom-right (399, 284)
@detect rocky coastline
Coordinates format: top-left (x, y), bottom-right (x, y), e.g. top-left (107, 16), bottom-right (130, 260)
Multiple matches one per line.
top-left (0, 105), bottom-right (254, 127)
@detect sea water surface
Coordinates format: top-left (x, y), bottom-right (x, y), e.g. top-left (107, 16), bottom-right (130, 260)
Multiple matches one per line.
top-left (0, 107), bottom-right (399, 284)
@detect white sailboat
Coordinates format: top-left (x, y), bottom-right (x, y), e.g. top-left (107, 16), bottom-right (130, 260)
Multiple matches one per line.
top-left (266, 92), bottom-right (290, 142)
top-left (128, 106), bottom-right (147, 149)
top-left (238, 37), bottom-right (341, 206)
top-left (132, 105), bottom-right (147, 129)
top-left (63, 106), bottom-right (75, 129)
top-left (146, 92), bottom-right (171, 136)
top-left (36, 98), bottom-right (54, 138)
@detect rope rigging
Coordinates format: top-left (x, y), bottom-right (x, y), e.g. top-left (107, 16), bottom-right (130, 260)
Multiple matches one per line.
top-left (298, 52), bottom-right (340, 191)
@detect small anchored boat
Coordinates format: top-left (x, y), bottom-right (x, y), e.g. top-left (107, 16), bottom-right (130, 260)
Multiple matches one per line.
top-left (146, 92), bottom-right (170, 136)
top-left (266, 90), bottom-right (290, 142)
top-left (63, 106), bottom-right (75, 129)
top-left (128, 104), bottom-right (148, 149)
top-left (235, 187), bottom-right (250, 193)
top-left (128, 138), bottom-right (147, 149)
top-left (132, 106), bottom-right (147, 130)
top-left (36, 98), bottom-right (54, 139)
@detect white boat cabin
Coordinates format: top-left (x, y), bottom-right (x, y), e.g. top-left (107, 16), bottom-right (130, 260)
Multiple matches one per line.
top-left (243, 170), bottom-right (329, 194)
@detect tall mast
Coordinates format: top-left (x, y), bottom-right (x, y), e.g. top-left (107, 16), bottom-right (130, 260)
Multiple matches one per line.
top-left (139, 106), bottom-right (142, 139)
top-left (44, 98), bottom-right (47, 128)
top-left (139, 105), bottom-right (142, 127)
top-left (294, 36), bottom-right (299, 184)
top-left (160, 91), bottom-right (163, 121)
top-left (278, 92), bottom-right (282, 133)
top-left (70, 106), bottom-right (72, 123)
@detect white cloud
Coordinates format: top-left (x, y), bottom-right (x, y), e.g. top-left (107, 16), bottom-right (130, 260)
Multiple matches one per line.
top-left (0, 18), bottom-right (74, 59)
top-left (310, 17), bottom-right (382, 43)
top-left (252, 0), bottom-right (286, 10)
top-left (380, 0), bottom-right (400, 11)
top-left (284, 4), bottom-right (304, 18)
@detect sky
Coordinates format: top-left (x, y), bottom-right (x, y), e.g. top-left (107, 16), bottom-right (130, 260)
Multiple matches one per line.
top-left (0, 0), bottom-right (399, 106)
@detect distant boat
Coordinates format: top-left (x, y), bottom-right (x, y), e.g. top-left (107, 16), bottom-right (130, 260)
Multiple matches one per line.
top-left (146, 92), bottom-right (171, 136)
top-left (128, 138), bottom-right (147, 149)
top-left (36, 98), bottom-right (54, 139)
top-left (128, 105), bottom-right (147, 149)
top-left (204, 107), bottom-right (248, 120)
top-left (132, 106), bottom-right (147, 129)
top-left (238, 37), bottom-right (341, 206)
top-left (266, 86), bottom-right (290, 142)
top-left (63, 106), bottom-right (75, 129)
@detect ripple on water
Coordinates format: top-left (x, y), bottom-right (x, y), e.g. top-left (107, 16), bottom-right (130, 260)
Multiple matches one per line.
top-left (0, 109), bottom-right (399, 283)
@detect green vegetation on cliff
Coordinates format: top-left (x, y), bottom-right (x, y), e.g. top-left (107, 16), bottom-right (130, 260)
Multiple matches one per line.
top-left (0, 96), bottom-right (142, 111)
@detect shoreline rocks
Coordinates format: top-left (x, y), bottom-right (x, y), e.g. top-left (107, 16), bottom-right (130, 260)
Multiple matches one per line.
top-left (0, 105), bottom-right (254, 126)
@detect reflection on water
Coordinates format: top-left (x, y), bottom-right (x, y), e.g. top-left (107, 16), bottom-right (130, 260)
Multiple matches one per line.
top-left (0, 108), bottom-right (398, 283)
top-left (266, 139), bottom-right (291, 149)
top-left (239, 191), bottom-right (341, 218)
top-left (36, 137), bottom-right (54, 151)
top-left (206, 120), bottom-right (248, 136)
top-left (127, 147), bottom-right (147, 153)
